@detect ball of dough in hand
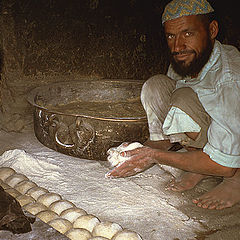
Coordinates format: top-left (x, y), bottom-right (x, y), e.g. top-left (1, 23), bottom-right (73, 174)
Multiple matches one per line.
top-left (16, 194), bottom-right (35, 207)
top-left (24, 202), bottom-right (48, 215)
top-left (5, 188), bottom-right (21, 198)
top-left (65, 228), bottom-right (92, 240)
top-left (107, 142), bottom-right (143, 167)
top-left (37, 192), bottom-right (62, 207)
top-left (60, 207), bottom-right (87, 223)
top-left (26, 186), bottom-right (49, 200)
top-left (73, 214), bottom-right (100, 232)
top-left (112, 229), bottom-right (143, 240)
top-left (15, 180), bottom-right (37, 194)
top-left (36, 210), bottom-right (59, 223)
top-left (49, 199), bottom-right (76, 215)
top-left (0, 167), bottom-right (15, 181)
top-left (92, 221), bottom-right (123, 239)
top-left (48, 218), bottom-right (72, 234)
top-left (5, 173), bottom-right (28, 188)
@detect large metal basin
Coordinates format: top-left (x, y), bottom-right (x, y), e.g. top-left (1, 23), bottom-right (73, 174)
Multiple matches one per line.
top-left (27, 79), bottom-right (148, 160)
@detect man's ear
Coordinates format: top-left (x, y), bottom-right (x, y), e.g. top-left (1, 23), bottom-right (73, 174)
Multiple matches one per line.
top-left (209, 20), bottom-right (219, 39)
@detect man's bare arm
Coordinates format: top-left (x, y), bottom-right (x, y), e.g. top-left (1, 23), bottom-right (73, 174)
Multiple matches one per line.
top-left (107, 147), bottom-right (236, 178)
top-left (152, 149), bottom-right (235, 177)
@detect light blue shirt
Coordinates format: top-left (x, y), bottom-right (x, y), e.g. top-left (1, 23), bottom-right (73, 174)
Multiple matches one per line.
top-left (165, 40), bottom-right (240, 168)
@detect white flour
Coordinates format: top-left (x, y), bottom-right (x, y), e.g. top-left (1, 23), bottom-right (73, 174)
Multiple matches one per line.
top-left (0, 130), bottom-right (203, 239)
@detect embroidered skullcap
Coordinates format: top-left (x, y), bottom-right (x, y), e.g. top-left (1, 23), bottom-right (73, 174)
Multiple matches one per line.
top-left (162, 0), bottom-right (214, 24)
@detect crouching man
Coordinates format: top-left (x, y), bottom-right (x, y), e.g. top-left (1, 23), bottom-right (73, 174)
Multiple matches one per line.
top-left (107, 0), bottom-right (240, 210)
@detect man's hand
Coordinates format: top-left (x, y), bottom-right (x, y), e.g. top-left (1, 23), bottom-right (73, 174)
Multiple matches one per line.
top-left (106, 146), bottom-right (156, 178)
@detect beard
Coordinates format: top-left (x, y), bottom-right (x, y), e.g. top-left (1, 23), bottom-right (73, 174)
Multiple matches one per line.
top-left (169, 36), bottom-right (214, 78)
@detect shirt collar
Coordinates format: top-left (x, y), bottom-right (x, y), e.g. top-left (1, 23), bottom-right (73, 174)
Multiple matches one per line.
top-left (168, 40), bottom-right (221, 83)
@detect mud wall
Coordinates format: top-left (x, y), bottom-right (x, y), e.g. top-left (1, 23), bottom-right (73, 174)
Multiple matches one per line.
top-left (0, 0), bottom-right (239, 132)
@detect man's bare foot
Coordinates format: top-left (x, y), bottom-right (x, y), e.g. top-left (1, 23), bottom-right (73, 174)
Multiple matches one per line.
top-left (166, 172), bottom-right (208, 192)
top-left (193, 170), bottom-right (240, 210)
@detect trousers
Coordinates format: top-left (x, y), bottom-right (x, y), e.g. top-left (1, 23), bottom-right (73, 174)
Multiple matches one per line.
top-left (141, 74), bottom-right (211, 148)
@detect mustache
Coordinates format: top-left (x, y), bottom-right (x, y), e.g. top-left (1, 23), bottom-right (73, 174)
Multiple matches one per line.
top-left (171, 50), bottom-right (195, 56)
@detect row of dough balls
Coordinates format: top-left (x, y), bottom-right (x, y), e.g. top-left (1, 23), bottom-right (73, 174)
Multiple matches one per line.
top-left (0, 167), bottom-right (142, 240)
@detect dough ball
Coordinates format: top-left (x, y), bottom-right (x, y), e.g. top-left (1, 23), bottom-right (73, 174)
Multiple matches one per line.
top-left (48, 218), bottom-right (72, 234)
top-left (0, 180), bottom-right (11, 190)
top-left (107, 142), bottom-right (143, 167)
top-left (0, 167), bottom-right (16, 181)
top-left (36, 210), bottom-right (59, 223)
top-left (24, 202), bottom-right (48, 215)
top-left (88, 237), bottom-right (110, 240)
top-left (92, 222), bottom-right (123, 239)
top-left (26, 186), bottom-right (49, 200)
top-left (49, 199), bottom-right (76, 215)
top-left (16, 194), bottom-right (35, 207)
top-left (37, 192), bottom-right (62, 207)
top-left (73, 214), bottom-right (100, 232)
top-left (123, 142), bottom-right (144, 150)
top-left (65, 228), bottom-right (92, 240)
top-left (112, 230), bottom-right (143, 240)
top-left (15, 180), bottom-right (38, 194)
top-left (60, 207), bottom-right (87, 223)
top-left (5, 188), bottom-right (21, 198)
top-left (5, 173), bottom-right (29, 188)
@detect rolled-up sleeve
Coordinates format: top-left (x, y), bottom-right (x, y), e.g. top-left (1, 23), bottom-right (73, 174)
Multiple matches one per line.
top-left (203, 83), bottom-right (240, 168)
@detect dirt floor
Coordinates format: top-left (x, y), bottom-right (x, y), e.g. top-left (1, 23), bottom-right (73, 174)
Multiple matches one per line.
top-left (0, 125), bottom-right (240, 240)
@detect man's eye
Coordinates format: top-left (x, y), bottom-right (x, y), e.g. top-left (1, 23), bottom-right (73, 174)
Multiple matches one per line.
top-left (167, 34), bottom-right (174, 40)
top-left (185, 32), bottom-right (192, 37)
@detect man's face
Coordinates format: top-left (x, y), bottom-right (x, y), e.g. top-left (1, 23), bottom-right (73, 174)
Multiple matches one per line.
top-left (164, 15), bottom-right (214, 78)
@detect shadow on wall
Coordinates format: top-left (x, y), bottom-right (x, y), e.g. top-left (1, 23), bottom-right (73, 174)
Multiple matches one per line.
top-left (1, 0), bottom-right (171, 78)
top-left (209, 0), bottom-right (240, 49)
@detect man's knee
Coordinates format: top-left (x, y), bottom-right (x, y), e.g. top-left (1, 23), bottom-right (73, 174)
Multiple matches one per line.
top-left (141, 74), bottom-right (176, 104)
top-left (171, 87), bottom-right (198, 107)
top-left (170, 87), bottom-right (211, 149)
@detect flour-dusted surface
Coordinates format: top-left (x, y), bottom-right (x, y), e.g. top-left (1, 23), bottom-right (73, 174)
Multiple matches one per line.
top-left (0, 129), bottom-right (205, 239)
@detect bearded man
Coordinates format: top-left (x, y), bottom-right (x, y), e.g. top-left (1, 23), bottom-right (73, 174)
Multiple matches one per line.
top-left (107, 0), bottom-right (240, 210)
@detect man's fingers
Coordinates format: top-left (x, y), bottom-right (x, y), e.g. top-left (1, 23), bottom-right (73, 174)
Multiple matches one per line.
top-left (105, 170), bottom-right (119, 179)
top-left (120, 151), bottom-right (127, 157)
top-left (106, 149), bottom-right (149, 178)
top-left (121, 142), bottom-right (130, 147)
top-left (105, 161), bottom-right (136, 178)
top-left (120, 147), bottom-right (143, 157)
top-left (105, 169), bottom-right (128, 178)
top-left (105, 163), bottom-right (125, 177)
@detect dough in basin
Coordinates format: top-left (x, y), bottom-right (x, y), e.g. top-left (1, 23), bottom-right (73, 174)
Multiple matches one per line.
top-left (65, 228), bottom-right (92, 240)
top-left (49, 199), bottom-right (76, 215)
top-left (112, 229), bottom-right (143, 240)
top-left (37, 192), bottom-right (62, 207)
top-left (15, 180), bottom-right (38, 194)
top-left (36, 210), bottom-right (59, 223)
top-left (60, 207), bottom-right (87, 223)
top-left (73, 214), bottom-right (100, 232)
top-left (92, 221), bottom-right (123, 239)
top-left (48, 218), bottom-right (72, 234)
top-left (0, 167), bottom-right (16, 181)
